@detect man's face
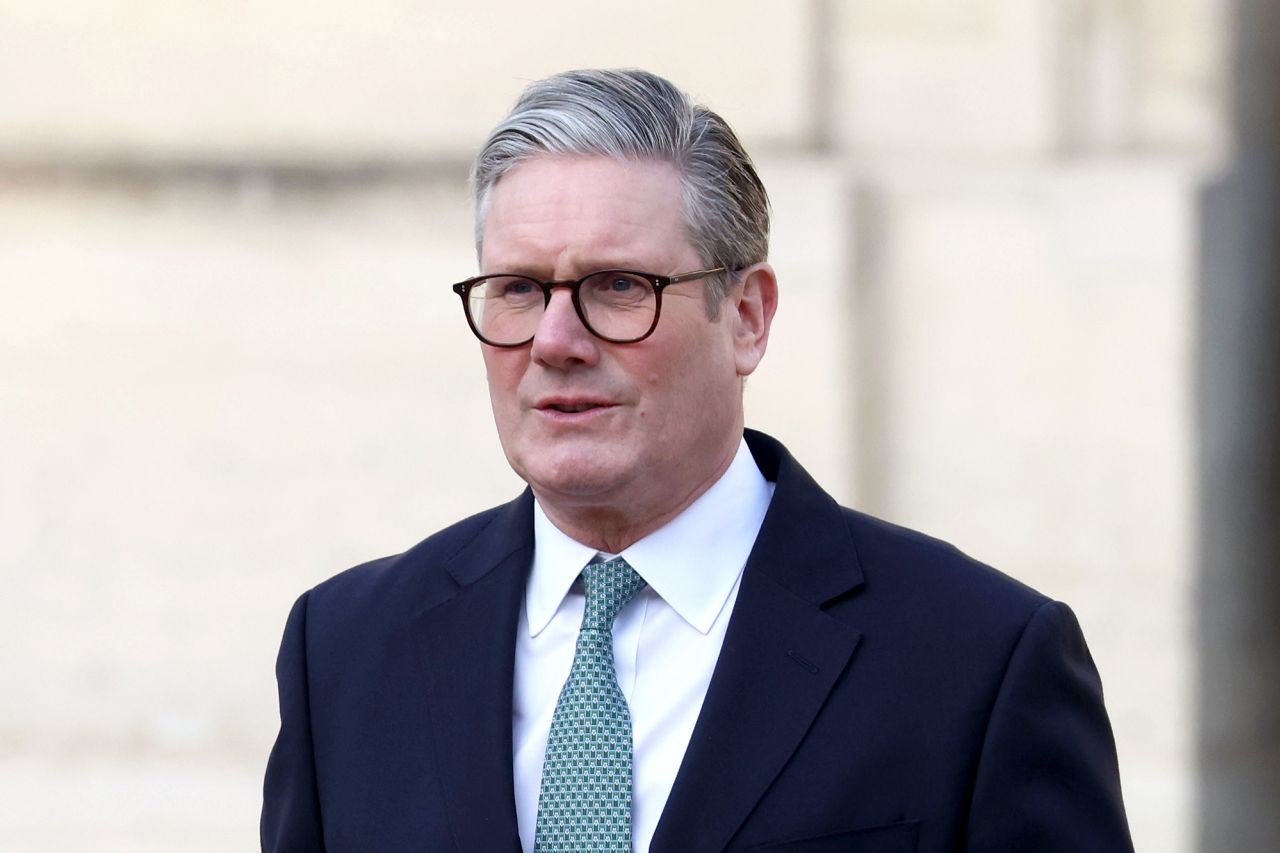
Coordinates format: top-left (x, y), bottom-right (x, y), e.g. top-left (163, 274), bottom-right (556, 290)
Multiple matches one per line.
top-left (478, 155), bottom-right (766, 534)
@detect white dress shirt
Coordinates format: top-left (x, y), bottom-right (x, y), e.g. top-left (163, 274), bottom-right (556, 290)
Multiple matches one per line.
top-left (512, 438), bottom-right (775, 852)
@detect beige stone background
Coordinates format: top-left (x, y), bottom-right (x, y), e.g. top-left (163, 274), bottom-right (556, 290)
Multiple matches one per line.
top-left (3, 1), bottom-right (1278, 851)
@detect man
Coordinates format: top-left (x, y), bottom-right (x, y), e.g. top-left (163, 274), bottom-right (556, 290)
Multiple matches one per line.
top-left (262, 69), bottom-right (1133, 852)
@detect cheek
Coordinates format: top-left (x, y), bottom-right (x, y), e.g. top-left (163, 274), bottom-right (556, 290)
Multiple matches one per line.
top-left (482, 354), bottom-right (527, 425)
top-left (648, 369), bottom-right (705, 426)
top-left (483, 350), bottom-right (520, 389)
top-left (636, 359), bottom-right (680, 421)
top-left (626, 316), bottom-right (737, 425)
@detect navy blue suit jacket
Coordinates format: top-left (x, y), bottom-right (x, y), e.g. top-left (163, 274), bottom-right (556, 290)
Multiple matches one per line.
top-left (262, 430), bottom-right (1133, 851)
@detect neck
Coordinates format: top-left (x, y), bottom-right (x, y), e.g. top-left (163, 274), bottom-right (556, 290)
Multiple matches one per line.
top-left (535, 440), bottom-right (740, 554)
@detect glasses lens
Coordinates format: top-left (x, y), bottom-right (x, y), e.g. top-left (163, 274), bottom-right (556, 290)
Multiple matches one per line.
top-left (579, 271), bottom-right (657, 341)
top-left (468, 275), bottom-right (542, 344)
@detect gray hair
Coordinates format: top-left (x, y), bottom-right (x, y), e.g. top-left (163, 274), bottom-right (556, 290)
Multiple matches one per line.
top-left (471, 69), bottom-right (770, 311)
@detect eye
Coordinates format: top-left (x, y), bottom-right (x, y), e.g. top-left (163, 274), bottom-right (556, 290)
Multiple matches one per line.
top-left (480, 276), bottom-right (540, 300)
top-left (503, 277), bottom-right (537, 296)
top-left (584, 272), bottom-right (653, 302)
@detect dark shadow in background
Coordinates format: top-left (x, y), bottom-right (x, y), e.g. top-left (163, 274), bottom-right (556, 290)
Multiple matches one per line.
top-left (1197, 1), bottom-right (1280, 850)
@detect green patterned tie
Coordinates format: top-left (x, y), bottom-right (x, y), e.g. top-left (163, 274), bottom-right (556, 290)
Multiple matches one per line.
top-left (534, 556), bottom-right (648, 852)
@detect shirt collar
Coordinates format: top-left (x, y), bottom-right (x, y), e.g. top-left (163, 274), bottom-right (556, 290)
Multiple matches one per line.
top-left (527, 437), bottom-right (775, 636)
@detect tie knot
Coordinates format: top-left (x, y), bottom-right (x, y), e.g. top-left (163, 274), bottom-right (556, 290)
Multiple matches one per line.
top-left (580, 556), bottom-right (647, 631)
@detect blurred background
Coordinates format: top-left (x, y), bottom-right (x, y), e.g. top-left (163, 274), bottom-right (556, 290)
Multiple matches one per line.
top-left (2, 1), bottom-right (1277, 850)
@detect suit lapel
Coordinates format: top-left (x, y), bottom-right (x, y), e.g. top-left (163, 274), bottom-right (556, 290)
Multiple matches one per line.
top-left (652, 432), bottom-right (865, 853)
top-left (411, 492), bottom-right (533, 852)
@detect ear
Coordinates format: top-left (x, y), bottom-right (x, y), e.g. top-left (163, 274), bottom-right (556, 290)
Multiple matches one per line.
top-left (729, 262), bottom-right (778, 377)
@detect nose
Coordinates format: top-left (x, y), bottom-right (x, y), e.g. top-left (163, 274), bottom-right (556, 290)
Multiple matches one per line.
top-left (529, 287), bottom-right (600, 369)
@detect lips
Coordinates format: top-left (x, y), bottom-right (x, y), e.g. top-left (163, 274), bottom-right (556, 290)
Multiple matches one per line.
top-left (535, 396), bottom-right (616, 415)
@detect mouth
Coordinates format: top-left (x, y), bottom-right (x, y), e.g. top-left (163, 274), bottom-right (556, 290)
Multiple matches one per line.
top-left (545, 402), bottom-right (604, 413)
top-left (535, 397), bottom-right (616, 415)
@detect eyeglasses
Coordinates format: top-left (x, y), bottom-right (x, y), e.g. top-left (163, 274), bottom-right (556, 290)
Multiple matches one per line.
top-left (451, 267), bottom-right (727, 347)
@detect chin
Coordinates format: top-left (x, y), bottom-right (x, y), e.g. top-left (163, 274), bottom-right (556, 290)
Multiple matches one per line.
top-left (516, 452), bottom-right (631, 502)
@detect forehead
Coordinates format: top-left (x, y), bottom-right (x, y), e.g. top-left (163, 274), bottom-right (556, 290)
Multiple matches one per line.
top-left (480, 155), bottom-right (694, 272)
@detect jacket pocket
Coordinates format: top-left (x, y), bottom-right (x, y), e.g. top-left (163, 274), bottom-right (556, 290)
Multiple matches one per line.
top-left (745, 819), bottom-right (919, 852)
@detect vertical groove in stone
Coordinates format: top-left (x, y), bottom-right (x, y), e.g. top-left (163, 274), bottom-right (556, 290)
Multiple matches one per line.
top-left (1197, 2), bottom-right (1280, 849)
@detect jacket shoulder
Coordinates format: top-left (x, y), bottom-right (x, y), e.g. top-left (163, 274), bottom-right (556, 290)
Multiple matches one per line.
top-left (839, 505), bottom-right (1051, 624)
top-left (304, 496), bottom-right (529, 628)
